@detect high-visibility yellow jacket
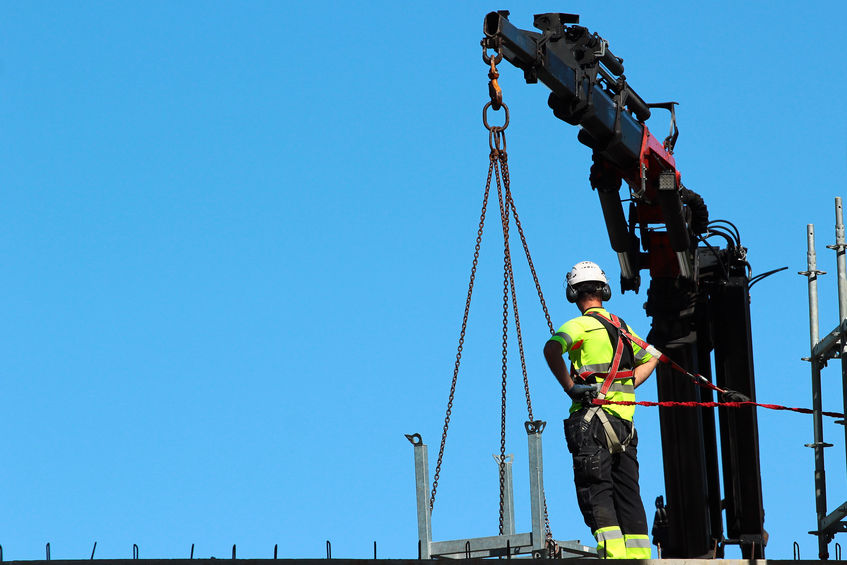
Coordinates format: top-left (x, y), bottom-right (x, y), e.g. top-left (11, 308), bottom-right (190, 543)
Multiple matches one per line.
top-left (548, 306), bottom-right (652, 421)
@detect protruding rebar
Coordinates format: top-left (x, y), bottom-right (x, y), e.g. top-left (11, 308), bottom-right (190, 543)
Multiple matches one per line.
top-left (90, 542), bottom-right (97, 560)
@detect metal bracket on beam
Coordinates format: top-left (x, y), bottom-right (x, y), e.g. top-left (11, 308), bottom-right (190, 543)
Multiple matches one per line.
top-left (811, 319), bottom-right (847, 361)
top-left (805, 442), bottom-right (835, 449)
top-left (820, 501), bottom-right (847, 535)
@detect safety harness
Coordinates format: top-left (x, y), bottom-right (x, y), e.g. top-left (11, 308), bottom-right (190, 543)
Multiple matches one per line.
top-left (576, 310), bottom-right (637, 454)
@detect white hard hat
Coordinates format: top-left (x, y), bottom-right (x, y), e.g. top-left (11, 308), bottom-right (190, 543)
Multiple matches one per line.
top-left (565, 261), bottom-right (611, 303)
top-left (567, 261), bottom-right (609, 286)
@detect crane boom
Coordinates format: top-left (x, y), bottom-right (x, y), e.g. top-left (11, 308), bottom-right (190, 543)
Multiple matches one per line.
top-left (483, 11), bottom-right (766, 559)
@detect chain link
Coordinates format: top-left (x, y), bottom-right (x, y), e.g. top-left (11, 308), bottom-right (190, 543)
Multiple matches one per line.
top-left (500, 159), bottom-right (533, 422)
top-left (488, 54), bottom-right (510, 537)
top-left (498, 124), bottom-right (555, 543)
top-left (505, 174), bottom-right (555, 335)
top-left (494, 136), bottom-right (510, 535)
top-left (430, 57), bottom-right (555, 543)
top-left (497, 142), bottom-right (554, 541)
top-left (428, 156), bottom-right (493, 513)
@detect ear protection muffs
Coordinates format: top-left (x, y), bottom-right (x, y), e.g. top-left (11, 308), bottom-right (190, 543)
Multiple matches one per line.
top-left (565, 281), bottom-right (612, 303)
top-left (600, 283), bottom-right (612, 301)
top-left (566, 283), bottom-right (579, 303)
top-left (565, 261), bottom-right (612, 303)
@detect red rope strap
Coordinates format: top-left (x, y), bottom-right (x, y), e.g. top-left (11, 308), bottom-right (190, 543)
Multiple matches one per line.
top-left (584, 311), bottom-right (845, 419)
top-left (593, 398), bottom-right (844, 419)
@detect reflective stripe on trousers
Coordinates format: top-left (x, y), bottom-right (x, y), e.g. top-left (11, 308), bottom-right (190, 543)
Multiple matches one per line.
top-left (594, 526), bottom-right (626, 559)
top-left (624, 534), bottom-right (651, 559)
top-left (564, 408), bottom-right (649, 559)
top-left (594, 528), bottom-right (652, 559)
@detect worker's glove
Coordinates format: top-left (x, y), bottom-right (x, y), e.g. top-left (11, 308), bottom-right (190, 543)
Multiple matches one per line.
top-left (722, 389), bottom-right (751, 403)
top-left (567, 383), bottom-right (601, 405)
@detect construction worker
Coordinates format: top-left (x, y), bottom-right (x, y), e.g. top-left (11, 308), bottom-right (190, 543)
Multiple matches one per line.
top-left (543, 260), bottom-right (658, 559)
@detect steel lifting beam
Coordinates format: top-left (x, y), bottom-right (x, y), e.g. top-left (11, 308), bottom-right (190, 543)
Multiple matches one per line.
top-left (524, 419), bottom-right (549, 555)
top-left (406, 424), bottom-right (596, 559)
top-left (405, 434), bottom-right (432, 558)
top-left (494, 453), bottom-right (516, 536)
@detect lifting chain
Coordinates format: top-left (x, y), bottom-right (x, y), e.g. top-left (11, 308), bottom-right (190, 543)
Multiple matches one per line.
top-left (428, 150), bottom-right (492, 513)
top-left (495, 139), bottom-right (510, 536)
top-left (429, 49), bottom-right (555, 545)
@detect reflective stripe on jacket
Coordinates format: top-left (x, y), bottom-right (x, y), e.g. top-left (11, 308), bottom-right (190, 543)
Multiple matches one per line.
top-left (548, 306), bottom-right (651, 421)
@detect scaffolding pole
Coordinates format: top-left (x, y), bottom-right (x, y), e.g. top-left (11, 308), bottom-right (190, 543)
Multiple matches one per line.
top-left (802, 197), bottom-right (847, 559)
top-left (803, 223), bottom-right (830, 560)
top-left (833, 198), bottom-right (847, 478)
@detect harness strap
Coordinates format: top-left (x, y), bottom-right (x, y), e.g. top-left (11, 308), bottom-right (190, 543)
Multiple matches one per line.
top-left (595, 406), bottom-right (632, 454)
top-left (579, 312), bottom-right (629, 396)
top-left (579, 311), bottom-right (636, 453)
top-left (578, 369), bottom-right (634, 380)
top-left (582, 404), bottom-right (633, 453)
top-left (588, 311), bottom-right (646, 347)
top-left (600, 328), bottom-right (625, 396)
top-left (588, 311), bottom-right (728, 396)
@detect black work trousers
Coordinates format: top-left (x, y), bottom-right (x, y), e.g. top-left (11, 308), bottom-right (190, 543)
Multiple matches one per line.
top-left (563, 407), bottom-right (648, 536)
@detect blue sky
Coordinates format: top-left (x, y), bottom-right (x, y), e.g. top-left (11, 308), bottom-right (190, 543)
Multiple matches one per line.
top-left (1, 1), bottom-right (847, 560)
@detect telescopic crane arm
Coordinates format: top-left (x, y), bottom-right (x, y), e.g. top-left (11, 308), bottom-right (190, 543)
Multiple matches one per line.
top-left (483, 11), bottom-right (705, 293)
